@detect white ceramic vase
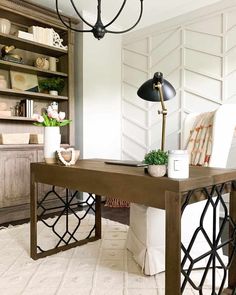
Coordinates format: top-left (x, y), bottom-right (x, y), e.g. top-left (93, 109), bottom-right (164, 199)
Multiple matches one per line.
top-left (44, 126), bottom-right (61, 164)
top-left (0, 18), bottom-right (11, 34)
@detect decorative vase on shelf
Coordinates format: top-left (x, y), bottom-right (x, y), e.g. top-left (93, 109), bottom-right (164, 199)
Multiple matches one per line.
top-left (0, 18), bottom-right (11, 34)
top-left (44, 126), bottom-right (61, 164)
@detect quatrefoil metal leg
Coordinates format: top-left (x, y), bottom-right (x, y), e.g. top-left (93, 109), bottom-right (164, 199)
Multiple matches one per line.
top-left (181, 183), bottom-right (236, 295)
top-left (31, 185), bottom-right (101, 259)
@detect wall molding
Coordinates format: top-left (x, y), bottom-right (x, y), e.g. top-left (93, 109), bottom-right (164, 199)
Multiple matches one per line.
top-left (122, 0), bottom-right (236, 161)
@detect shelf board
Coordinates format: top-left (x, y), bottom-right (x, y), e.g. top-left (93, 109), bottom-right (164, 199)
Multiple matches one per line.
top-left (0, 88), bottom-right (68, 101)
top-left (0, 60), bottom-right (68, 77)
top-left (0, 143), bottom-right (70, 149)
top-left (0, 32), bottom-right (68, 57)
top-left (0, 115), bottom-right (35, 121)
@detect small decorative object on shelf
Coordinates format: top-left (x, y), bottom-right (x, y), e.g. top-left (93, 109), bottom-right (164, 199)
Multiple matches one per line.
top-left (14, 102), bottom-right (21, 116)
top-left (51, 101), bottom-right (58, 111)
top-left (52, 29), bottom-right (68, 50)
top-left (39, 77), bottom-right (65, 95)
top-left (56, 147), bottom-right (80, 166)
top-left (143, 149), bottom-right (168, 177)
top-left (34, 57), bottom-right (49, 70)
top-left (33, 108), bottom-right (71, 163)
top-left (1, 45), bottom-right (23, 64)
top-left (49, 90), bottom-right (58, 96)
top-left (0, 102), bottom-right (11, 116)
top-left (49, 57), bottom-right (59, 71)
top-left (0, 18), bottom-right (11, 34)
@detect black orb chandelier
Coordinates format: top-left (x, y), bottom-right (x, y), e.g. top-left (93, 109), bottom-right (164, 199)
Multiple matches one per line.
top-left (56, 0), bottom-right (144, 40)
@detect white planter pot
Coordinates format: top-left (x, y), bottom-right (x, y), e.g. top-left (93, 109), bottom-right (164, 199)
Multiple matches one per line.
top-left (49, 90), bottom-right (58, 96)
top-left (44, 126), bottom-right (61, 164)
top-left (0, 18), bottom-right (11, 34)
top-left (147, 165), bottom-right (166, 177)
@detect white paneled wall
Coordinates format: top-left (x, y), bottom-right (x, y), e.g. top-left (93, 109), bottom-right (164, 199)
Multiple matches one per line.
top-left (122, 3), bottom-right (236, 163)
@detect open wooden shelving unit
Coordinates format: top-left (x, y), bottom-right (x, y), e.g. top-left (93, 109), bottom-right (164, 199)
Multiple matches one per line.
top-left (0, 0), bottom-right (76, 224)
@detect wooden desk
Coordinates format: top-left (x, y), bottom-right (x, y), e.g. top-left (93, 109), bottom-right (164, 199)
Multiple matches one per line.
top-left (30, 159), bottom-right (236, 295)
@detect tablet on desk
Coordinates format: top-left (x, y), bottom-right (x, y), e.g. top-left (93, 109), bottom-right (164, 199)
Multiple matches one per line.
top-left (105, 160), bottom-right (147, 167)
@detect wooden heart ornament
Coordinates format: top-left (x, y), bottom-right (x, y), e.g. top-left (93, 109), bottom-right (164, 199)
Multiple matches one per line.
top-left (56, 148), bottom-right (80, 166)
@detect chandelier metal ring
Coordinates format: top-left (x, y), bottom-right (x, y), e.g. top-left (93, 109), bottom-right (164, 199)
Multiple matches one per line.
top-left (56, 0), bottom-right (144, 40)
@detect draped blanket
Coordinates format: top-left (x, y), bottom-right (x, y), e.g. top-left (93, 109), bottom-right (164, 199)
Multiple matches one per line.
top-left (186, 111), bottom-right (215, 166)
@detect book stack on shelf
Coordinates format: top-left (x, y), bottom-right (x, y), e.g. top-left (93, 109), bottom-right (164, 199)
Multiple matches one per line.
top-left (28, 26), bottom-right (54, 46)
top-left (19, 99), bottom-right (34, 118)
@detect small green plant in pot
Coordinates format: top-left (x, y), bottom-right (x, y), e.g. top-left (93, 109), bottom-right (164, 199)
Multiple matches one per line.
top-left (143, 149), bottom-right (168, 177)
top-left (39, 77), bottom-right (65, 95)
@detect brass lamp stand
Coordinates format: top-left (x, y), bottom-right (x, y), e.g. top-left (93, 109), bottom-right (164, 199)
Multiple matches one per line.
top-left (137, 72), bottom-right (176, 151)
top-left (155, 82), bottom-right (167, 151)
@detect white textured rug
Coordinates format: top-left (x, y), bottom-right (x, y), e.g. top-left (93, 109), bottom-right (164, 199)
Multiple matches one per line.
top-left (0, 214), bottom-right (225, 295)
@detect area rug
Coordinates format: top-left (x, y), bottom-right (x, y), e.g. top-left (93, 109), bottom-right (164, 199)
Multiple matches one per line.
top-left (0, 214), bottom-right (225, 295)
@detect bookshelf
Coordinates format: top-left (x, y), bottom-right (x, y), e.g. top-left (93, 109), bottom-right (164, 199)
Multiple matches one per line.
top-left (0, 0), bottom-right (76, 224)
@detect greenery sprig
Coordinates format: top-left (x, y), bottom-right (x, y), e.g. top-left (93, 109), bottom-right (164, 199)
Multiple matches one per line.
top-left (143, 149), bottom-right (168, 165)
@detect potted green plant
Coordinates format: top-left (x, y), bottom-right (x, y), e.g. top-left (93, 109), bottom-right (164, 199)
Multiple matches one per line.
top-left (143, 149), bottom-right (168, 177)
top-left (39, 77), bottom-right (65, 96)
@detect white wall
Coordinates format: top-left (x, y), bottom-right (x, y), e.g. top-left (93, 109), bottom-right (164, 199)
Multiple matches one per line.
top-left (75, 31), bottom-right (122, 159)
top-left (121, 0), bottom-right (236, 164)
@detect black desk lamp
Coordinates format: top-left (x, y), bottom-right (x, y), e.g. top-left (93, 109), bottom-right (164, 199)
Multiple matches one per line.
top-left (137, 72), bottom-right (176, 151)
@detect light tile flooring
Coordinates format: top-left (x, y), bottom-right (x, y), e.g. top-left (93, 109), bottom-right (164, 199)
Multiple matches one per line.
top-left (0, 214), bottom-right (227, 295)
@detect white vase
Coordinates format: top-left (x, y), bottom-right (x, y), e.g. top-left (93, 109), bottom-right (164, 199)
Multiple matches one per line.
top-left (44, 126), bottom-right (61, 164)
top-left (0, 18), bottom-right (11, 34)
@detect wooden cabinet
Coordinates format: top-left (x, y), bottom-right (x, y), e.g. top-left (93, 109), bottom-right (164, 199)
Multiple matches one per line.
top-left (0, 0), bottom-right (76, 224)
top-left (0, 149), bottom-right (37, 208)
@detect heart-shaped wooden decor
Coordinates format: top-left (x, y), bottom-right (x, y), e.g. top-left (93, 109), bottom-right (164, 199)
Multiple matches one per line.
top-left (56, 148), bottom-right (80, 166)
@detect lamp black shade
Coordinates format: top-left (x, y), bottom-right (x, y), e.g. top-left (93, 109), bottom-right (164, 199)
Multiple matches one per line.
top-left (137, 72), bottom-right (176, 102)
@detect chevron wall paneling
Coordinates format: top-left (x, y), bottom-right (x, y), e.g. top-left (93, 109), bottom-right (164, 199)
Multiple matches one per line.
top-left (122, 5), bottom-right (236, 163)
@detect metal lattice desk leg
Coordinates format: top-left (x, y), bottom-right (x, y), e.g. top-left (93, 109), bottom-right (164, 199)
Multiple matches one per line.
top-left (95, 195), bottom-right (101, 239)
top-left (181, 182), bottom-right (236, 295)
top-left (229, 188), bottom-right (236, 290)
top-left (30, 185), bottom-right (102, 260)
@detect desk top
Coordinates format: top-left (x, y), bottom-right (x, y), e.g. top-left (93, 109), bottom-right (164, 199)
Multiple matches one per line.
top-left (31, 159), bottom-right (236, 209)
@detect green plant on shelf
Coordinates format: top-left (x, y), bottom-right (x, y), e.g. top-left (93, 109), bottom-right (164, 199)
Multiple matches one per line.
top-left (39, 77), bottom-right (65, 94)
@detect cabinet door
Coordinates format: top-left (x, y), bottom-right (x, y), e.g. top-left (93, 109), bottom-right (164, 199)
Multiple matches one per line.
top-left (0, 150), bottom-right (37, 208)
